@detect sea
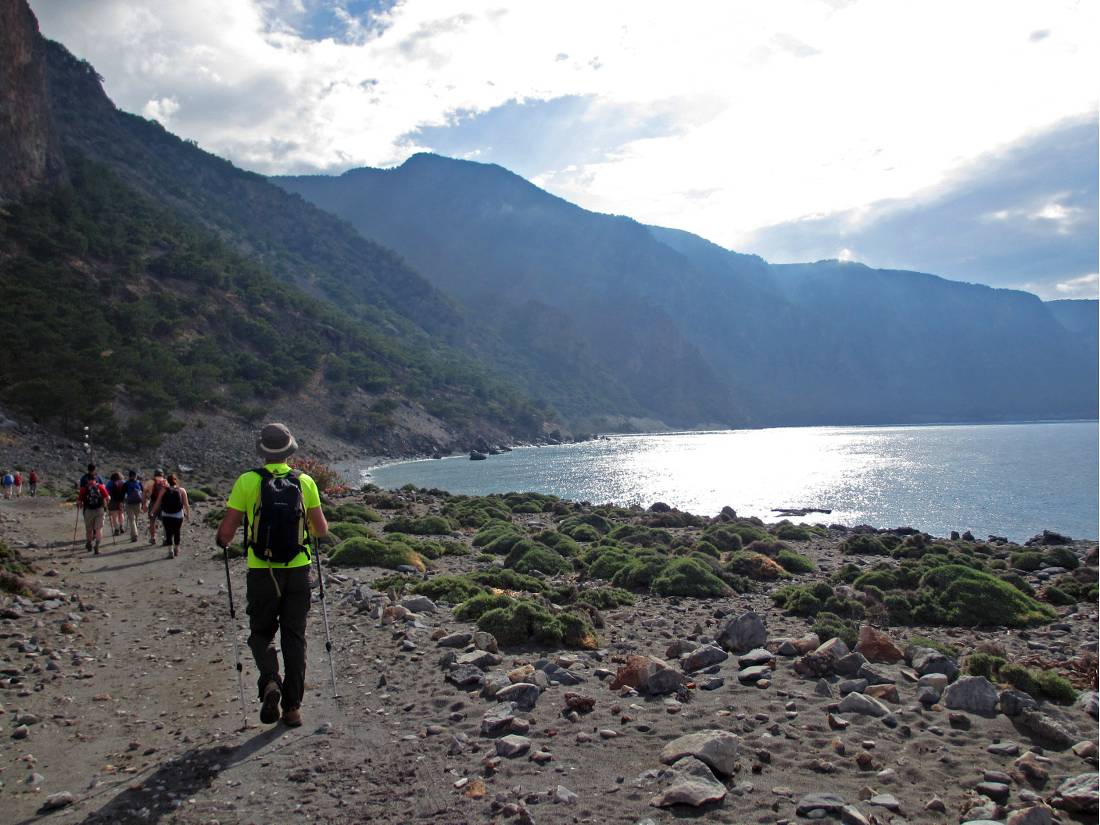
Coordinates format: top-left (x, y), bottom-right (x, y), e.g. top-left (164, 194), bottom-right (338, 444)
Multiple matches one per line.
top-left (363, 421), bottom-right (1099, 543)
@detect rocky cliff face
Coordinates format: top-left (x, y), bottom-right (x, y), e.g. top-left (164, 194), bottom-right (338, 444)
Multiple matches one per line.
top-left (0, 0), bottom-right (64, 203)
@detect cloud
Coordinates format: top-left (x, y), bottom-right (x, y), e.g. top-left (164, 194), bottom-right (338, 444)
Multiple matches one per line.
top-left (27, 0), bottom-right (1099, 289)
top-left (742, 116), bottom-right (1099, 299)
top-left (142, 96), bottom-right (180, 124)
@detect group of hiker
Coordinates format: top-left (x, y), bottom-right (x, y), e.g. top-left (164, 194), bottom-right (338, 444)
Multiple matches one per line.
top-left (65, 423), bottom-right (329, 729)
top-left (76, 464), bottom-right (190, 556)
top-left (1, 469), bottom-right (38, 498)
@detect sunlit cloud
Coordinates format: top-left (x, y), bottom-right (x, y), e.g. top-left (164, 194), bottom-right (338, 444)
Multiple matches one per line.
top-left (27, 0), bottom-right (1098, 294)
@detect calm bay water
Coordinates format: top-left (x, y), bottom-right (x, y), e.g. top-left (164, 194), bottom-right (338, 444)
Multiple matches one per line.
top-left (365, 422), bottom-right (1099, 542)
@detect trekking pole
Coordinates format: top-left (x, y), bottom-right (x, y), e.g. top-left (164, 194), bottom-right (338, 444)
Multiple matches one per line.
top-left (220, 543), bottom-right (249, 727)
top-left (312, 535), bottom-right (340, 705)
top-left (72, 505), bottom-right (80, 545)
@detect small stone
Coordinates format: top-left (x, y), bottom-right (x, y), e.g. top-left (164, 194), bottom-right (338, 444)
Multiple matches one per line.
top-left (553, 785), bottom-right (578, 805)
top-left (495, 735), bottom-right (531, 758)
top-left (925, 795), bottom-right (947, 813)
top-left (1000, 689), bottom-right (1038, 717)
top-left (480, 703), bottom-right (517, 736)
top-left (869, 794), bottom-right (901, 811)
top-left (974, 781), bottom-right (1010, 804)
top-left (987, 741), bottom-right (1021, 756)
top-left (854, 625), bottom-right (904, 664)
top-left (1016, 709), bottom-right (1076, 750)
top-left (815, 678), bottom-right (833, 698)
top-left (40, 792), bottom-right (75, 812)
top-left (796, 793), bottom-right (846, 816)
top-left (1006, 804), bottom-right (1054, 825)
top-left (737, 647), bottom-right (775, 668)
top-left (838, 692), bottom-right (890, 718)
top-left (11, 725), bottom-right (29, 740)
top-left (681, 644), bottom-right (728, 672)
top-left (438, 631), bottom-right (473, 648)
top-left (738, 665), bottom-right (771, 684)
top-left (1072, 740), bottom-right (1098, 761)
top-left (1051, 773), bottom-right (1099, 813)
top-left (495, 683), bottom-right (540, 711)
top-left (864, 684), bottom-right (899, 704)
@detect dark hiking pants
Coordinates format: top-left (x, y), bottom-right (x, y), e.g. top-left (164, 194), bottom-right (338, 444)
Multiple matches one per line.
top-left (246, 566), bottom-right (311, 710)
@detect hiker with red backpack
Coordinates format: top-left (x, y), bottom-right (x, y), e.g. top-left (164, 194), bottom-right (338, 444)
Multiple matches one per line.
top-left (28, 470), bottom-right (38, 497)
top-left (152, 474), bottom-right (190, 558)
top-left (215, 423), bottom-right (330, 728)
top-left (78, 475), bottom-right (110, 554)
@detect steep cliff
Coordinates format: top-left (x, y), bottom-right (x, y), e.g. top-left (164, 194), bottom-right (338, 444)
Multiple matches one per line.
top-left (0, 0), bottom-right (63, 202)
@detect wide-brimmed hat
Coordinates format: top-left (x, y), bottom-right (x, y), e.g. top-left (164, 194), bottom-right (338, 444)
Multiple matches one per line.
top-left (256, 422), bottom-right (298, 462)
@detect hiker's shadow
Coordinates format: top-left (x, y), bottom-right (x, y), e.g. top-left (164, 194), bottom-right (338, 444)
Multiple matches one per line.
top-left (54, 726), bottom-right (287, 824)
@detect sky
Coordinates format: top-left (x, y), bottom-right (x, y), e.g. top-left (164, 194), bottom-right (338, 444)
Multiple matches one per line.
top-left (30, 0), bottom-right (1099, 299)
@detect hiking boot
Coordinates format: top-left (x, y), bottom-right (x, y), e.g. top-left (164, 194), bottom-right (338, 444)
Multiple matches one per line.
top-left (282, 707), bottom-right (303, 728)
top-left (130, 536), bottom-right (138, 543)
top-left (162, 537), bottom-right (171, 547)
top-left (94, 541), bottom-right (100, 555)
top-left (172, 545), bottom-right (179, 558)
top-left (260, 682), bottom-right (281, 724)
top-left (85, 540), bottom-right (92, 552)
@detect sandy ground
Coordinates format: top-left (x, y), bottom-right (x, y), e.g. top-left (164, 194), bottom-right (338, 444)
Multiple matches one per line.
top-left (1, 493), bottom-right (1097, 825)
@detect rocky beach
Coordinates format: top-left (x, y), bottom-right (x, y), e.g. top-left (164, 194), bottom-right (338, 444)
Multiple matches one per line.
top-left (0, 475), bottom-right (1097, 825)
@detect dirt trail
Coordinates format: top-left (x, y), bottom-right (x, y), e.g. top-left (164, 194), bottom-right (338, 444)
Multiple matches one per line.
top-left (0, 496), bottom-right (453, 825)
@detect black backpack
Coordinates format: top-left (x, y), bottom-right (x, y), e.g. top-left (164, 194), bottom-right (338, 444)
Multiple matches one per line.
top-left (159, 487), bottom-right (183, 513)
top-left (247, 468), bottom-right (305, 564)
top-left (84, 484), bottom-right (104, 510)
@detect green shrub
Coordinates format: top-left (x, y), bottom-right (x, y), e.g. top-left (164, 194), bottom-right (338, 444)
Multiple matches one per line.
top-left (610, 552), bottom-right (670, 590)
top-left (705, 522), bottom-right (767, 550)
top-left (1010, 551), bottom-right (1043, 571)
top-left (692, 540), bottom-right (721, 558)
top-left (474, 598), bottom-right (597, 649)
top-left (504, 541), bottom-right (572, 576)
top-left (203, 506), bottom-right (227, 529)
top-left (884, 593), bottom-right (913, 624)
top-left (1041, 546), bottom-right (1079, 570)
top-left (188, 488), bottom-right (210, 503)
top-left (999, 663), bottom-right (1040, 697)
top-left (823, 594), bottom-right (865, 620)
top-left (558, 513), bottom-right (612, 538)
top-left (811, 611), bottom-right (858, 648)
top-left (853, 568), bottom-right (898, 590)
top-left (1035, 671), bottom-right (1077, 703)
top-left (841, 534), bottom-right (889, 555)
top-left (209, 543), bottom-right (245, 561)
top-left (916, 565), bottom-right (1055, 627)
top-left (329, 536), bottom-right (425, 570)
top-left (773, 521), bottom-right (816, 541)
top-left (331, 503), bottom-right (383, 524)
top-left (776, 549), bottom-right (815, 574)
top-left (651, 557), bottom-right (730, 598)
top-left (745, 538), bottom-right (788, 557)
top-left (454, 592), bottom-right (515, 622)
top-left (469, 568), bottom-right (547, 593)
top-left (443, 495), bottom-right (512, 528)
top-left (328, 521), bottom-right (374, 541)
top-left (576, 587), bottom-right (635, 609)
top-left (1042, 585), bottom-right (1075, 606)
top-left (608, 524), bottom-right (673, 548)
top-left (773, 584), bottom-right (823, 617)
top-left (534, 530), bottom-right (581, 557)
top-left (413, 575), bottom-right (486, 604)
top-left (383, 514), bottom-right (455, 535)
top-left (586, 547), bottom-right (634, 581)
top-left (965, 651), bottom-right (1006, 679)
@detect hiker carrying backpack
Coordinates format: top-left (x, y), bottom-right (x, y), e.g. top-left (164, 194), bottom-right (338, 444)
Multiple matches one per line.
top-left (122, 471), bottom-right (144, 542)
top-left (247, 468), bottom-right (306, 564)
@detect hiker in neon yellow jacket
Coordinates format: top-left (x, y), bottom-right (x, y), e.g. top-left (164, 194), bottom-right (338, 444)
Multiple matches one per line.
top-left (216, 423), bottom-right (328, 728)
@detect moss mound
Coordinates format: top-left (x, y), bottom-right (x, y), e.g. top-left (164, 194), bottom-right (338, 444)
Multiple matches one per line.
top-left (329, 536), bottom-right (425, 570)
top-left (915, 565), bottom-right (1055, 627)
top-left (504, 540), bottom-right (572, 576)
top-left (444, 495), bottom-right (512, 527)
top-left (413, 575), bottom-right (486, 604)
top-left (558, 513), bottom-right (612, 540)
top-left (382, 514), bottom-right (456, 535)
top-left (328, 521), bottom-right (374, 541)
top-left (576, 587), bottom-right (635, 609)
top-left (331, 502), bottom-right (383, 524)
top-left (841, 534), bottom-right (890, 555)
top-left (651, 557), bottom-right (731, 597)
top-left (776, 549), bottom-right (816, 574)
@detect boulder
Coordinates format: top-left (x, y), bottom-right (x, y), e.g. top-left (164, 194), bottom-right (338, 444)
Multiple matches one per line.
top-left (681, 644), bottom-right (728, 673)
top-left (480, 703), bottom-right (517, 736)
top-left (777, 633), bottom-right (820, 656)
top-left (838, 691), bottom-right (891, 718)
top-left (717, 611), bottom-right (766, 653)
top-left (943, 676), bottom-right (999, 716)
top-left (738, 647), bottom-right (776, 668)
top-left (495, 734), bottom-right (531, 758)
top-left (495, 683), bottom-right (540, 710)
top-left (437, 631), bottom-right (473, 648)
top-left (1051, 773), bottom-right (1099, 813)
top-left (610, 655), bottom-right (686, 696)
top-left (1076, 690), bottom-right (1099, 719)
top-left (1006, 804), bottom-right (1054, 825)
top-left (1016, 709), bottom-right (1076, 750)
top-left (855, 626), bottom-right (904, 663)
top-left (658, 730), bottom-right (741, 776)
top-left (816, 637), bottom-right (850, 660)
top-left (910, 647), bottom-right (959, 681)
top-left (864, 684), bottom-right (899, 704)
top-left (399, 595), bottom-right (437, 614)
top-left (666, 639), bottom-right (699, 659)
top-left (1000, 689), bottom-right (1039, 717)
top-left (835, 652), bottom-right (868, 677)
top-left (794, 651), bottom-right (836, 679)
top-left (856, 663), bottom-right (893, 686)
top-left (650, 756), bottom-right (727, 808)
top-left (737, 665), bottom-right (771, 684)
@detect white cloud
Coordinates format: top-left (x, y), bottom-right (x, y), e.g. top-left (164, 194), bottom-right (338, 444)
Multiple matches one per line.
top-left (1053, 272), bottom-right (1099, 298)
top-left (142, 96), bottom-right (180, 124)
top-left (29, 0), bottom-right (1099, 245)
